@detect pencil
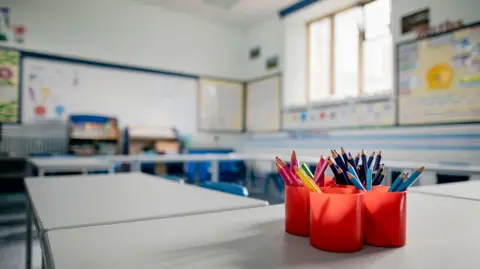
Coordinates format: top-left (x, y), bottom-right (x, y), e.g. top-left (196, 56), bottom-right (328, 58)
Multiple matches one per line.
top-left (396, 167), bottom-right (425, 192)
top-left (388, 172), bottom-right (407, 192)
top-left (373, 150), bottom-right (382, 171)
top-left (366, 168), bottom-right (373, 191)
top-left (300, 163), bottom-right (314, 179)
top-left (290, 151), bottom-right (299, 174)
top-left (314, 156), bottom-right (329, 186)
top-left (327, 157), bottom-right (341, 183)
top-left (276, 163), bottom-right (293, 185)
top-left (347, 172), bottom-right (366, 191)
top-left (332, 150), bottom-right (348, 182)
top-left (336, 165), bottom-right (348, 184)
top-left (367, 151), bottom-right (375, 169)
top-left (372, 164), bottom-right (385, 185)
top-left (361, 149), bottom-right (368, 180)
top-left (354, 153), bottom-right (360, 168)
top-left (347, 163), bottom-right (360, 185)
top-left (313, 155), bottom-right (324, 178)
top-left (340, 147), bottom-right (349, 167)
top-left (375, 169), bottom-right (387, 186)
top-left (295, 167), bottom-right (322, 193)
top-left (276, 156), bottom-right (300, 186)
top-left (347, 153), bottom-right (356, 168)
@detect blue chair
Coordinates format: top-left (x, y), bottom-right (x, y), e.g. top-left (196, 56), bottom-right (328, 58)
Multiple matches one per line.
top-left (199, 181), bottom-right (248, 197)
top-left (264, 172), bottom-right (284, 195)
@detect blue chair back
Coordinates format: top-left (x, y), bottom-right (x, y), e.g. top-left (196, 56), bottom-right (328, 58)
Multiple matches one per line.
top-left (199, 181), bottom-right (248, 197)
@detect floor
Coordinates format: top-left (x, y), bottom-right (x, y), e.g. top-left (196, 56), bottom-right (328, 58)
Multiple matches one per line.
top-left (0, 193), bottom-right (42, 269)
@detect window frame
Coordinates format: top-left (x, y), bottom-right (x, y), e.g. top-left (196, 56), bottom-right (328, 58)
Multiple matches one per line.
top-left (306, 0), bottom-right (391, 103)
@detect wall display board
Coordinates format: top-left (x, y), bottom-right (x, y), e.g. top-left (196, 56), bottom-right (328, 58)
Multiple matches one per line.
top-left (283, 100), bottom-right (395, 130)
top-left (398, 22), bottom-right (480, 125)
top-left (21, 56), bottom-right (198, 134)
top-left (246, 75), bottom-right (281, 132)
top-left (0, 48), bottom-right (20, 122)
top-left (199, 78), bottom-right (244, 132)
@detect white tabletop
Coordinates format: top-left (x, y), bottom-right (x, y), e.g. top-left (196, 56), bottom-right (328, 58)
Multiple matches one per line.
top-left (410, 180), bottom-right (480, 200)
top-left (28, 157), bottom-right (112, 172)
top-left (25, 172), bottom-right (267, 231)
top-left (45, 193), bottom-right (480, 269)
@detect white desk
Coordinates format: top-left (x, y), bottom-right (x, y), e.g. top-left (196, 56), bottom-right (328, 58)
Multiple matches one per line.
top-left (44, 193), bottom-right (480, 269)
top-left (410, 180), bottom-right (480, 200)
top-left (28, 157), bottom-right (114, 176)
top-left (24, 172), bottom-right (268, 269)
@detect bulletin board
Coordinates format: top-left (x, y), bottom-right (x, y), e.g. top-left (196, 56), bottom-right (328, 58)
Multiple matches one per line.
top-left (246, 75), bottom-right (281, 132)
top-left (0, 48), bottom-right (20, 123)
top-left (397, 22), bottom-right (480, 125)
top-left (21, 55), bottom-right (199, 135)
top-left (198, 78), bottom-right (244, 132)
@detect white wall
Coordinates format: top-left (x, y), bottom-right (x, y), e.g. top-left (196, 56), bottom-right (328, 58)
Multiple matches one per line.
top-left (3, 0), bottom-right (245, 80)
top-left (391, 0), bottom-right (480, 43)
top-left (244, 18), bottom-right (284, 80)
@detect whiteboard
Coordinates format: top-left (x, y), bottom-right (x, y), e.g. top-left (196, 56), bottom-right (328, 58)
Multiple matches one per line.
top-left (21, 57), bottom-right (198, 135)
top-left (246, 75), bottom-right (281, 132)
top-left (198, 78), bottom-right (244, 132)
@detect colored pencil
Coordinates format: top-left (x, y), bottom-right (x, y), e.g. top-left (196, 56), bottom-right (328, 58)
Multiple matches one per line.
top-left (300, 163), bottom-right (314, 179)
top-left (347, 163), bottom-right (360, 185)
top-left (388, 172), bottom-right (407, 192)
top-left (290, 151), bottom-right (299, 174)
top-left (314, 156), bottom-right (329, 186)
top-left (332, 150), bottom-right (348, 182)
top-left (327, 157), bottom-right (341, 183)
top-left (340, 147), bottom-right (349, 167)
top-left (347, 153), bottom-right (356, 168)
top-left (373, 150), bottom-right (382, 171)
top-left (347, 172), bottom-right (366, 191)
top-left (294, 167), bottom-right (322, 193)
top-left (361, 149), bottom-right (368, 180)
top-left (276, 163), bottom-right (293, 185)
top-left (335, 165), bottom-right (348, 184)
top-left (396, 167), bottom-right (425, 192)
top-left (372, 164), bottom-right (385, 185)
top-left (276, 156), bottom-right (300, 186)
top-left (366, 168), bottom-right (373, 191)
top-left (313, 155), bottom-right (324, 178)
top-left (375, 169), bottom-right (386, 186)
top-left (354, 153), bottom-right (360, 168)
top-left (367, 151), bottom-right (375, 169)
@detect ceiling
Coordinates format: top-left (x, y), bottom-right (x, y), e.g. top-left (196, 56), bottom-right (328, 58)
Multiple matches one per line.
top-left (134, 0), bottom-right (298, 26)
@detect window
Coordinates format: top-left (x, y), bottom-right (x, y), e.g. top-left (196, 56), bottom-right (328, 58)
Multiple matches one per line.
top-left (308, 0), bottom-right (392, 102)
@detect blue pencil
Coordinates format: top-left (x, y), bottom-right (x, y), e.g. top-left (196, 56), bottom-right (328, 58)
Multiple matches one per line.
top-left (388, 172), bottom-right (406, 192)
top-left (354, 153), bottom-right (360, 168)
top-left (373, 151), bottom-right (382, 171)
top-left (340, 148), bottom-right (349, 168)
top-left (361, 150), bottom-right (368, 180)
top-left (347, 172), bottom-right (366, 191)
top-left (332, 150), bottom-right (349, 183)
top-left (366, 168), bottom-right (373, 191)
top-left (374, 169), bottom-right (386, 186)
top-left (367, 151), bottom-right (375, 169)
top-left (396, 167), bottom-right (425, 192)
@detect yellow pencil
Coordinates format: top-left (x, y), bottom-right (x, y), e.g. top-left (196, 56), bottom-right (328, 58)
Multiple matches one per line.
top-left (294, 167), bottom-right (322, 193)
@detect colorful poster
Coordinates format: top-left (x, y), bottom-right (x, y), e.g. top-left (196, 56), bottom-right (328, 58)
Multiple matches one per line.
top-left (0, 48), bottom-right (19, 122)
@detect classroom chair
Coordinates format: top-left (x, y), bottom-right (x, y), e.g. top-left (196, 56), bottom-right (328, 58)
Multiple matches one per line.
top-left (199, 181), bottom-right (249, 197)
top-left (263, 171), bottom-right (284, 198)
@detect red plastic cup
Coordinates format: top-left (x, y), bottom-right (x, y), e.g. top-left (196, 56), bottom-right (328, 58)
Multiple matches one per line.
top-left (285, 185), bottom-right (310, 237)
top-left (364, 186), bottom-right (407, 247)
top-left (310, 187), bottom-right (364, 253)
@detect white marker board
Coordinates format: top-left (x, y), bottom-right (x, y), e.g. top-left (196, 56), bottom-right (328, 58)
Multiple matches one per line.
top-left (246, 75), bottom-right (281, 132)
top-left (21, 57), bottom-right (198, 135)
top-left (198, 78), bottom-right (244, 132)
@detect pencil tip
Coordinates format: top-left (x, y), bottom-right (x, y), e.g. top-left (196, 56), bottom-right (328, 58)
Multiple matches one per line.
top-left (361, 149), bottom-right (365, 154)
top-left (378, 150), bottom-right (382, 155)
top-left (371, 151), bottom-right (375, 157)
top-left (419, 167), bottom-right (425, 172)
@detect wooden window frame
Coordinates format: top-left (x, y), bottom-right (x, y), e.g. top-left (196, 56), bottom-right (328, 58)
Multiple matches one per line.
top-left (306, 0), bottom-right (385, 102)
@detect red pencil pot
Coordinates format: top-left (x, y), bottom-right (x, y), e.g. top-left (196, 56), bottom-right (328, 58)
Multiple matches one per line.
top-left (310, 187), bottom-right (364, 253)
top-left (285, 185), bottom-right (310, 237)
top-left (364, 186), bottom-right (407, 247)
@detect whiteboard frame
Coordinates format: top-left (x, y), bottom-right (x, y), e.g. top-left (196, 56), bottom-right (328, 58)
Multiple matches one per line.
top-left (198, 77), bottom-right (246, 133)
top-left (246, 74), bottom-right (282, 133)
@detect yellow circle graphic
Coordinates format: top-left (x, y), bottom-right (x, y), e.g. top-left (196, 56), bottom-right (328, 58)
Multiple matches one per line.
top-left (426, 64), bottom-right (453, 90)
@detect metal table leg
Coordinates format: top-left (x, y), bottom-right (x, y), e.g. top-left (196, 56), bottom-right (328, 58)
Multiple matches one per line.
top-left (211, 160), bottom-right (219, 182)
top-left (26, 199), bottom-right (33, 269)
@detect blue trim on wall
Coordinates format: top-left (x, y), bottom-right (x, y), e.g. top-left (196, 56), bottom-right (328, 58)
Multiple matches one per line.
top-left (279, 0), bottom-right (320, 18)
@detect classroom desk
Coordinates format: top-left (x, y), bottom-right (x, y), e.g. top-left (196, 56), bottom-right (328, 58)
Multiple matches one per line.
top-left (24, 172), bottom-right (268, 269)
top-left (28, 157), bottom-right (114, 176)
top-left (410, 180), bottom-right (480, 200)
top-left (43, 192), bottom-right (480, 269)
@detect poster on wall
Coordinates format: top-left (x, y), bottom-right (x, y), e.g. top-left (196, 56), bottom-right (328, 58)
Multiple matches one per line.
top-left (0, 48), bottom-right (19, 122)
top-left (398, 23), bottom-right (480, 125)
